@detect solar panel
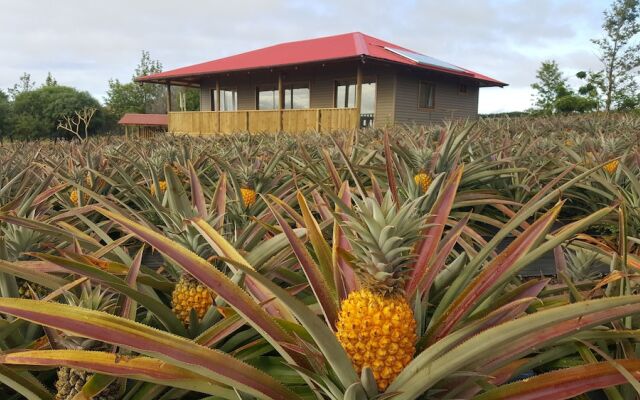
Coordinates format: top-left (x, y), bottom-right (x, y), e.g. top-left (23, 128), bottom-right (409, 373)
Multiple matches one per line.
top-left (384, 47), bottom-right (469, 74)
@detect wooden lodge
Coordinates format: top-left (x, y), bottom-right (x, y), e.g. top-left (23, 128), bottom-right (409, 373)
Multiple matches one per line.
top-left (136, 32), bottom-right (506, 135)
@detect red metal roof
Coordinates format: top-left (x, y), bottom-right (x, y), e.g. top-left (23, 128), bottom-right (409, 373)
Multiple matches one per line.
top-left (136, 32), bottom-right (507, 87)
top-left (118, 113), bottom-right (168, 126)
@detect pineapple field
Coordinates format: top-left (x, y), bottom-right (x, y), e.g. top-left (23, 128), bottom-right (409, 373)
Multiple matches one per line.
top-left (0, 113), bottom-right (640, 400)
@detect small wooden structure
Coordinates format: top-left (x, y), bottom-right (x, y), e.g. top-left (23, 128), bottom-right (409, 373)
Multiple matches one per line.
top-left (118, 113), bottom-right (168, 138)
top-left (135, 32), bottom-right (506, 135)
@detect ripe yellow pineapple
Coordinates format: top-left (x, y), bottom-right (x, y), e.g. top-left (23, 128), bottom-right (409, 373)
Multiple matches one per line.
top-left (413, 171), bottom-right (433, 192)
top-left (150, 180), bottom-right (168, 196)
top-left (336, 194), bottom-right (421, 391)
top-left (603, 159), bottom-right (619, 174)
top-left (172, 274), bottom-right (215, 325)
top-left (240, 187), bottom-right (257, 207)
top-left (69, 189), bottom-right (89, 206)
top-left (599, 135), bottom-right (623, 174)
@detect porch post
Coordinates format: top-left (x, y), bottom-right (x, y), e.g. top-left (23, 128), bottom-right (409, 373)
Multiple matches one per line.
top-left (278, 72), bottom-right (284, 132)
top-left (215, 79), bottom-right (221, 133)
top-left (355, 64), bottom-right (363, 130)
top-left (166, 83), bottom-right (172, 113)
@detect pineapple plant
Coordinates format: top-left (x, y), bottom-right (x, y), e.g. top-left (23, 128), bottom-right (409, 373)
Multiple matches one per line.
top-left (237, 165), bottom-right (258, 208)
top-left (55, 286), bottom-right (122, 400)
top-left (409, 146), bottom-right (434, 193)
top-left (336, 194), bottom-right (422, 390)
top-left (598, 135), bottom-right (624, 174)
top-left (171, 273), bottom-right (215, 325)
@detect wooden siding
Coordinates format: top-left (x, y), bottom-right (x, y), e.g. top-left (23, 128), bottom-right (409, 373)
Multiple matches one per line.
top-left (394, 72), bottom-right (479, 126)
top-left (198, 61), bottom-right (396, 129)
top-left (169, 108), bottom-right (358, 135)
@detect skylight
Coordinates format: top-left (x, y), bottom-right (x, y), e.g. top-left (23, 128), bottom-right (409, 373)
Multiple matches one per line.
top-left (384, 47), bottom-right (469, 74)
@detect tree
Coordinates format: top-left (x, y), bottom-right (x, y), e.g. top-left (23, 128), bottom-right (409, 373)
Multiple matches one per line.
top-left (12, 85), bottom-right (103, 139)
top-left (555, 94), bottom-right (599, 114)
top-left (104, 50), bottom-right (166, 121)
top-left (57, 107), bottom-right (97, 141)
top-left (592, 0), bottom-right (640, 111)
top-left (0, 90), bottom-right (11, 137)
top-left (7, 73), bottom-right (36, 100)
top-left (576, 70), bottom-right (606, 110)
top-left (44, 72), bottom-right (58, 87)
top-left (531, 60), bottom-right (570, 114)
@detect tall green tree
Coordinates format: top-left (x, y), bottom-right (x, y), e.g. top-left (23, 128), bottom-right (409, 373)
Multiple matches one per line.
top-left (7, 73), bottom-right (35, 100)
top-left (531, 60), bottom-right (570, 114)
top-left (0, 89), bottom-right (11, 137)
top-left (12, 85), bottom-right (103, 139)
top-left (104, 50), bottom-right (166, 119)
top-left (576, 70), bottom-right (606, 110)
top-left (592, 0), bottom-right (640, 111)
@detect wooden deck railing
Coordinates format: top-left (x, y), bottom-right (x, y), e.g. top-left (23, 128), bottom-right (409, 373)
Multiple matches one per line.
top-left (168, 108), bottom-right (359, 135)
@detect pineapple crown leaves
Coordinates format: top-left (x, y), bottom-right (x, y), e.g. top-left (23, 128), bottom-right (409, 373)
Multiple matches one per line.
top-left (342, 193), bottom-right (425, 291)
top-left (59, 286), bottom-right (118, 350)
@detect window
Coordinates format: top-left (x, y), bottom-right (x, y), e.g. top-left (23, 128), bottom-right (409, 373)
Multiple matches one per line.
top-left (335, 81), bottom-right (376, 114)
top-left (459, 84), bottom-right (468, 95)
top-left (418, 81), bottom-right (435, 109)
top-left (257, 86), bottom-right (278, 110)
top-left (211, 88), bottom-right (237, 111)
top-left (257, 83), bottom-right (310, 110)
top-left (284, 84), bottom-right (310, 109)
top-left (335, 81), bottom-right (356, 108)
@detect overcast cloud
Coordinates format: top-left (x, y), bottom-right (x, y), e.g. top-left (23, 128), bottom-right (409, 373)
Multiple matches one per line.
top-left (0, 0), bottom-right (611, 113)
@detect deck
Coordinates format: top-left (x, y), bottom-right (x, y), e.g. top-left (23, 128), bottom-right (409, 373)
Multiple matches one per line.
top-left (168, 108), bottom-right (360, 135)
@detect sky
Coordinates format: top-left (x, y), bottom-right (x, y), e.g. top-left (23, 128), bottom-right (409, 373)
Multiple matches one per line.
top-left (0, 0), bottom-right (612, 114)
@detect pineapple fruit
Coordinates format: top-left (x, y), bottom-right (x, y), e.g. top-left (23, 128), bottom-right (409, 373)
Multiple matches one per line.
top-left (240, 187), bottom-right (257, 207)
top-left (69, 189), bottom-right (89, 206)
top-left (171, 274), bottom-right (215, 325)
top-left (413, 171), bottom-right (433, 192)
top-left (336, 195), bottom-right (421, 391)
top-left (150, 180), bottom-right (168, 196)
top-left (55, 287), bottom-right (121, 400)
top-left (17, 279), bottom-right (48, 300)
top-left (603, 159), bottom-right (619, 174)
top-left (599, 135), bottom-right (623, 174)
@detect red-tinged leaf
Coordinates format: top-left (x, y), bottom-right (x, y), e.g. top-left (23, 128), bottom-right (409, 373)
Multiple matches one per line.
top-left (333, 182), bottom-right (357, 299)
top-left (212, 172), bottom-right (226, 230)
top-left (195, 314), bottom-right (245, 347)
top-left (406, 166), bottom-right (464, 298)
top-left (296, 191), bottom-right (336, 295)
top-left (480, 304), bottom-right (638, 373)
top-left (474, 360), bottom-right (640, 400)
top-left (95, 208), bottom-right (304, 369)
top-left (188, 161), bottom-right (207, 219)
top-left (267, 196), bottom-right (339, 328)
top-left (0, 300), bottom-right (301, 400)
top-left (119, 247), bottom-right (144, 320)
top-left (383, 129), bottom-right (400, 208)
top-left (33, 253), bottom-right (186, 336)
top-left (416, 215), bottom-right (469, 296)
top-left (321, 149), bottom-right (342, 191)
top-left (392, 297), bottom-right (640, 397)
top-left (190, 217), bottom-right (295, 321)
top-left (311, 190), bottom-right (332, 222)
top-left (0, 350), bottom-right (233, 397)
top-left (428, 203), bottom-right (561, 343)
top-left (369, 173), bottom-right (384, 205)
